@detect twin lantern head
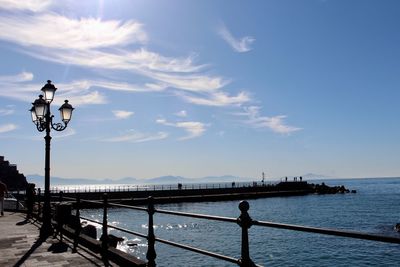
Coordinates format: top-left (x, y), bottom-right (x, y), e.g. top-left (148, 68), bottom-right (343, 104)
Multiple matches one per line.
top-left (30, 80), bottom-right (74, 124)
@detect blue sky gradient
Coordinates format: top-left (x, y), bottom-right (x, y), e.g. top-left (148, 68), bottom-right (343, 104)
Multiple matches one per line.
top-left (0, 0), bottom-right (399, 180)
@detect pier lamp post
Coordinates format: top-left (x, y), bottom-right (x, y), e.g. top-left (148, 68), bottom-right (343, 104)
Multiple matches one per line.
top-left (30, 80), bottom-right (74, 238)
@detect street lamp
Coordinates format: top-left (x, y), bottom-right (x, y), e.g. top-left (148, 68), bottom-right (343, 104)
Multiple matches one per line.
top-left (30, 80), bottom-right (74, 238)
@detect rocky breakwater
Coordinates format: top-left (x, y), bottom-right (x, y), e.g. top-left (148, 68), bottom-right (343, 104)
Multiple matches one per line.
top-left (309, 182), bottom-right (356, 194)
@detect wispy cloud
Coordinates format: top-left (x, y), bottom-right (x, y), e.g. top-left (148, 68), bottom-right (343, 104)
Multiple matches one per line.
top-left (112, 110), bottom-right (134, 119)
top-left (102, 130), bottom-right (168, 143)
top-left (156, 119), bottom-right (207, 140)
top-left (0, 11), bottom-right (222, 92)
top-left (25, 47), bottom-right (227, 93)
top-left (217, 24), bottom-right (255, 53)
top-left (30, 127), bottom-right (76, 141)
top-left (235, 106), bottom-right (302, 134)
top-left (53, 128), bottom-right (76, 139)
top-left (177, 91), bottom-right (250, 107)
top-left (0, 123), bottom-right (18, 133)
top-left (0, 0), bottom-right (53, 12)
top-left (174, 110), bottom-right (187, 117)
top-left (0, 105), bottom-right (15, 116)
top-left (0, 7), bottom-right (236, 103)
top-left (0, 74), bottom-right (166, 106)
top-left (0, 13), bottom-right (147, 49)
top-left (0, 72), bottom-right (33, 83)
top-left (0, 3), bottom-right (256, 114)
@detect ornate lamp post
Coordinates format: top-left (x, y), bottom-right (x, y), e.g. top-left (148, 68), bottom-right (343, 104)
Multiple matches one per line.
top-left (30, 80), bottom-right (74, 238)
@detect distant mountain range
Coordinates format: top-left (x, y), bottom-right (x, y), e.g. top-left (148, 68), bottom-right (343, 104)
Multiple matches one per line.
top-left (26, 174), bottom-right (255, 187)
top-left (26, 173), bottom-right (330, 187)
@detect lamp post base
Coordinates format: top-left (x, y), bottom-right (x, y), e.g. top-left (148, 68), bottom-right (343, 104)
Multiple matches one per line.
top-left (39, 221), bottom-right (54, 239)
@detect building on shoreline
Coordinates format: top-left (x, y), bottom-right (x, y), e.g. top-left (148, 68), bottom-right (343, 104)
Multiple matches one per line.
top-left (0, 156), bottom-right (27, 190)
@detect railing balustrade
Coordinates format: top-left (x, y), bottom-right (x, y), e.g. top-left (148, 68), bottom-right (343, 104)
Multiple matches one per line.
top-left (54, 192), bottom-right (400, 267)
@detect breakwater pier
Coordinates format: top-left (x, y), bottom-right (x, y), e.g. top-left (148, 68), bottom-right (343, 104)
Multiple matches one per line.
top-left (24, 181), bottom-right (349, 208)
top-left (40, 180), bottom-right (353, 208)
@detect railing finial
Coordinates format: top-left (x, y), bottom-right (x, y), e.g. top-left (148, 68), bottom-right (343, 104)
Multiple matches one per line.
top-left (237, 201), bottom-right (256, 267)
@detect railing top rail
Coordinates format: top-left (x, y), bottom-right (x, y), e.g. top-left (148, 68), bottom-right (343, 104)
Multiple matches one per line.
top-left (253, 220), bottom-right (400, 244)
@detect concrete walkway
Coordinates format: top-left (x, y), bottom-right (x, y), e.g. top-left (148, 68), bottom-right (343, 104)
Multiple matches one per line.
top-left (0, 211), bottom-right (108, 267)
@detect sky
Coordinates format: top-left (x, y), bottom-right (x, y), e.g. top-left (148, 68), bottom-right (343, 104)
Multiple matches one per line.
top-left (0, 0), bottom-right (399, 180)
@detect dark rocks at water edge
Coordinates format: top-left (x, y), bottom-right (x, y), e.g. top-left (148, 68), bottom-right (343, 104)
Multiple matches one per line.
top-left (276, 181), bottom-right (355, 194)
top-left (308, 182), bottom-right (356, 194)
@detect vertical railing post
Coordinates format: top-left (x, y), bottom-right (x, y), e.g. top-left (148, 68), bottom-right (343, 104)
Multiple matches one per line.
top-left (59, 190), bottom-right (63, 202)
top-left (37, 188), bottom-right (41, 219)
top-left (146, 196), bottom-right (157, 267)
top-left (102, 193), bottom-right (109, 264)
top-left (237, 201), bottom-right (255, 267)
top-left (73, 194), bottom-right (81, 252)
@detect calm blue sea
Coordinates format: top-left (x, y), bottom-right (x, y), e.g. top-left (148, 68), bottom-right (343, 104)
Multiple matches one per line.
top-left (81, 178), bottom-right (400, 266)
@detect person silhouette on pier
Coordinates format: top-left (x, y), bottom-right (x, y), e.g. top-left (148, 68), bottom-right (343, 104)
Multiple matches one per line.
top-left (26, 183), bottom-right (36, 219)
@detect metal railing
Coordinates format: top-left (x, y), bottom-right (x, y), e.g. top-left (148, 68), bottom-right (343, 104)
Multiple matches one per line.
top-left (57, 193), bottom-right (400, 267)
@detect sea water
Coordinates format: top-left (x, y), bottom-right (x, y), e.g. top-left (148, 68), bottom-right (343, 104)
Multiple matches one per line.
top-left (80, 178), bottom-right (400, 266)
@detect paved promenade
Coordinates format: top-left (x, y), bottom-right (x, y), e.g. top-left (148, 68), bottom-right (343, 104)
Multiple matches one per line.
top-left (0, 211), bottom-right (108, 267)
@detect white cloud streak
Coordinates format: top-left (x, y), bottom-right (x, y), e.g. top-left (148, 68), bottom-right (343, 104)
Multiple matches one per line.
top-left (177, 91), bottom-right (250, 107)
top-left (175, 110), bottom-right (187, 117)
top-left (156, 119), bottom-right (207, 140)
top-left (24, 47), bottom-right (227, 93)
top-left (0, 13), bottom-right (147, 49)
top-left (30, 127), bottom-right (76, 141)
top-left (102, 130), bottom-right (168, 143)
top-left (0, 73), bottom-right (166, 106)
top-left (236, 106), bottom-right (302, 134)
top-left (0, 105), bottom-right (15, 116)
top-left (53, 128), bottom-right (76, 139)
top-left (0, 72), bottom-right (33, 83)
top-left (0, 123), bottom-right (18, 133)
top-left (112, 110), bottom-right (134, 119)
top-left (218, 24), bottom-right (255, 53)
top-left (0, 0), bottom-right (52, 12)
